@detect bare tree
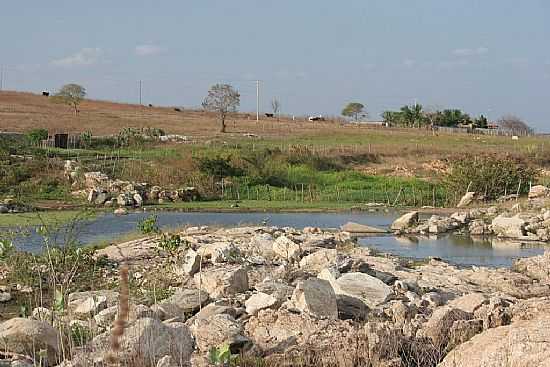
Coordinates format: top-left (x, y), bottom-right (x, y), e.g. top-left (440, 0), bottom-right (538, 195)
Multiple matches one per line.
top-left (202, 84), bottom-right (240, 133)
top-left (497, 115), bottom-right (533, 135)
top-left (271, 97), bottom-right (281, 118)
top-left (55, 83), bottom-right (86, 115)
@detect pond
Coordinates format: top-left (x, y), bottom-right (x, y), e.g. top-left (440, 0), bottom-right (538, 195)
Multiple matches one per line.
top-left (5, 211), bottom-right (548, 268)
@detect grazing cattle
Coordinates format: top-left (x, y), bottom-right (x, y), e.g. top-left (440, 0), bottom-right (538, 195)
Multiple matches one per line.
top-left (265, 113), bottom-right (274, 118)
top-left (174, 108), bottom-right (182, 112)
top-left (148, 104), bottom-right (153, 107)
top-left (42, 91), bottom-right (50, 97)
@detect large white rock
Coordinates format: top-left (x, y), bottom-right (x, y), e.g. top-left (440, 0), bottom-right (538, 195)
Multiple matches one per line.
top-left (289, 278), bottom-right (338, 319)
top-left (319, 270), bottom-right (393, 308)
top-left (390, 211), bottom-right (419, 231)
top-left (299, 249), bottom-right (338, 274)
top-left (272, 235), bottom-right (301, 261)
top-left (491, 214), bottom-right (526, 238)
top-left (0, 318), bottom-right (62, 364)
top-left (177, 248), bottom-right (201, 276)
top-left (194, 265), bottom-right (249, 298)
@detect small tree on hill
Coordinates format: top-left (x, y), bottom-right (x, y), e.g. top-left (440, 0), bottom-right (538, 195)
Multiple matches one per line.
top-left (55, 84), bottom-right (86, 115)
top-left (342, 102), bottom-right (366, 121)
top-left (202, 84), bottom-right (240, 133)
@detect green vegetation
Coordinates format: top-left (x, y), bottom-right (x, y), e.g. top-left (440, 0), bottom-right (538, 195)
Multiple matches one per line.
top-left (445, 154), bottom-right (539, 200)
top-left (137, 214), bottom-right (160, 235)
top-left (342, 102), bottom-right (366, 121)
top-left (53, 83), bottom-right (86, 114)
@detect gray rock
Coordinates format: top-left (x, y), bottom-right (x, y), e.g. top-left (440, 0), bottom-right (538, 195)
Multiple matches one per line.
top-left (417, 306), bottom-right (471, 348)
top-left (177, 249), bottom-right (201, 276)
top-left (289, 278), bottom-right (338, 319)
top-left (320, 270), bottom-right (393, 308)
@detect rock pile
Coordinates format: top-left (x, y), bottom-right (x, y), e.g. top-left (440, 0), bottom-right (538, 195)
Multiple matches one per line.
top-left (65, 161), bottom-right (200, 208)
top-left (1, 225), bottom-right (549, 366)
top-left (391, 207), bottom-right (550, 242)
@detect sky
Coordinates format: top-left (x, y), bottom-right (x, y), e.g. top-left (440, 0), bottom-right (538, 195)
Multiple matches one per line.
top-left (1, 1), bottom-right (549, 130)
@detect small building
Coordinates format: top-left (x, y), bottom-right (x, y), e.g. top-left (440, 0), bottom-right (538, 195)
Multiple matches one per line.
top-left (40, 130), bottom-right (80, 149)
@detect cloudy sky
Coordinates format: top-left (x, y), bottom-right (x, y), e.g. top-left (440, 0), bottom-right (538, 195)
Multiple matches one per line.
top-left (1, 0), bottom-right (549, 130)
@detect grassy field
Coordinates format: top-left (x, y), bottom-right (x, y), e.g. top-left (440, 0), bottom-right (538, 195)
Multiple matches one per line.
top-left (1, 90), bottom-right (549, 214)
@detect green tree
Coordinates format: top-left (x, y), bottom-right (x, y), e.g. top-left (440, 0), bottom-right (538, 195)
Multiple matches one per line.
top-left (55, 84), bottom-right (86, 115)
top-left (381, 111), bottom-right (404, 126)
top-left (202, 84), bottom-right (240, 133)
top-left (473, 114), bottom-right (488, 128)
top-left (432, 109), bottom-right (472, 127)
top-left (400, 103), bottom-right (425, 128)
top-left (342, 102), bottom-right (366, 121)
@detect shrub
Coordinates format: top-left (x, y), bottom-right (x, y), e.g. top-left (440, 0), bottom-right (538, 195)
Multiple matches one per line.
top-left (158, 232), bottom-right (187, 254)
top-left (79, 130), bottom-right (92, 148)
top-left (137, 215), bottom-right (160, 235)
top-left (196, 155), bottom-right (243, 179)
top-left (25, 128), bottom-right (48, 145)
top-left (445, 154), bottom-right (539, 200)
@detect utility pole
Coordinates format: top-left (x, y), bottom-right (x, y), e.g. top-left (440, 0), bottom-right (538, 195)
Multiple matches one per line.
top-left (138, 80), bottom-right (142, 105)
top-left (0, 66), bottom-right (4, 91)
top-left (256, 80), bottom-right (260, 122)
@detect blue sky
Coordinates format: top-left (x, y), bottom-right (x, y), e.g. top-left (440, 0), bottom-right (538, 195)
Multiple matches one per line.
top-left (1, 1), bottom-right (549, 130)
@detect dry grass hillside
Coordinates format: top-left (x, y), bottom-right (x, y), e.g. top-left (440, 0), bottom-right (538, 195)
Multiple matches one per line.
top-left (0, 90), bottom-right (340, 138)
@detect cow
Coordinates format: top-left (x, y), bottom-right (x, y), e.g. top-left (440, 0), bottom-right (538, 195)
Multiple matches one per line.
top-left (174, 108), bottom-right (182, 112)
top-left (265, 113), bottom-right (274, 118)
top-left (42, 91), bottom-right (50, 97)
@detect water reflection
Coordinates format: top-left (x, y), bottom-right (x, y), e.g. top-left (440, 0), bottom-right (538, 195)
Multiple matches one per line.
top-left (5, 211), bottom-right (548, 268)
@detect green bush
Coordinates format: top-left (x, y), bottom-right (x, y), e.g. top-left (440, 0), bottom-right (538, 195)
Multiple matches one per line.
top-left (445, 154), bottom-right (539, 200)
top-left (196, 155), bottom-right (243, 179)
top-left (137, 215), bottom-right (160, 235)
top-left (25, 129), bottom-right (48, 145)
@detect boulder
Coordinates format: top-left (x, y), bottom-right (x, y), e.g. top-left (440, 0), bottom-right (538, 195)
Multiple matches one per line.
top-left (0, 291), bottom-right (11, 302)
top-left (513, 251), bottom-right (550, 283)
top-left (439, 315), bottom-right (550, 367)
top-left (390, 211), bottom-right (419, 231)
top-left (299, 249), bottom-right (338, 274)
top-left (0, 205), bottom-right (8, 213)
top-left (289, 278), bottom-right (338, 319)
top-left (194, 265), bottom-right (249, 298)
top-left (528, 185), bottom-right (549, 199)
top-left (103, 318), bottom-right (194, 367)
top-left (457, 191), bottom-right (475, 208)
top-left (320, 270), bottom-right (393, 308)
top-left (190, 314), bottom-right (250, 353)
top-left (197, 242), bottom-right (240, 263)
top-left (417, 306), bottom-right (471, 348)
top-left (177, 249), bottom-right (201, 276)
top-left (340, 222), bottom-right (387, 234)
top-left (0, 318), bottom-right (62, 365)
top-left (71, 295), bottom-right (107, 316)
top-left (94, 192), bottom-right (109, 205)
top-left (447, 293), bottom-right (488, 313)
top-left (154, 288), bottom-right (209, 319)
top-left (448, 319), bottom-right (484, 348)
top-left (245, 292), bottom-right (278, 315)
top-left (272, 235), bottom-right (301, 261)
top-left (491, 214), bottom-right (526, 238)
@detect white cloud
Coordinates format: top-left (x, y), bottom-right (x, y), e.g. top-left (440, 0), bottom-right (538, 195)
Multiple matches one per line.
top-left (135, 44), bottom-right (162, 56)
top-left (452, 47), bottom-right (489, 57)
top-left (51, 48), bottom-right (103, 67)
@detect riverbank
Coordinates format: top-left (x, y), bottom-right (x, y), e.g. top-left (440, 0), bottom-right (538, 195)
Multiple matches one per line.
top-left (0, 224), bottom-right (549, 366)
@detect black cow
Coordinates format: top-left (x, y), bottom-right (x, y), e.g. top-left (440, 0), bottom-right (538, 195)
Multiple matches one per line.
top-left (42, 91), bottom-right (50, 97)
top-left (265, 113), bottom-right (274, 118)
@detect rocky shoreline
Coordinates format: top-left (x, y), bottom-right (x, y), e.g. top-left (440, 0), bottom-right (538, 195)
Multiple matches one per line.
top-left (1, 218), bottom-right (549, 367)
